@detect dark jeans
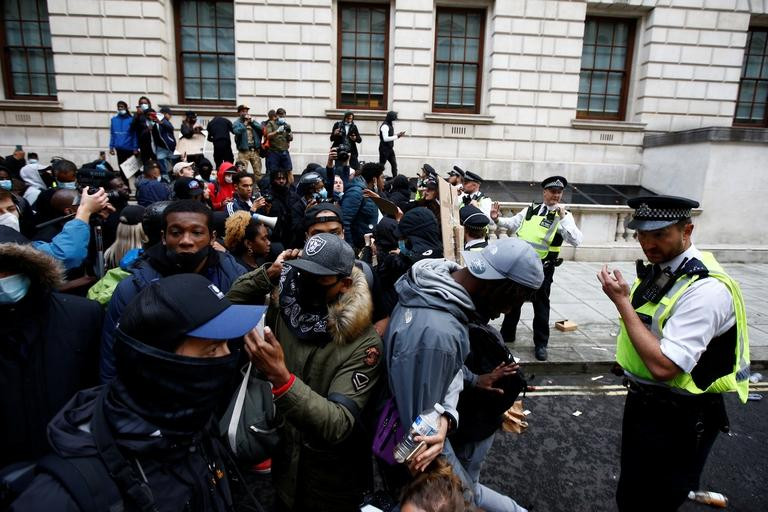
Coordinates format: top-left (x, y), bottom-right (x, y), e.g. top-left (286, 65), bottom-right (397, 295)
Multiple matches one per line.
top-left (266, 150), bottom-right (293, 172)
top-left (212, 139), bottom-right (234, 170)
top-left (378, 146), bottom-right (397, 177)
top-left (501, 263), bottom-right (554, 347)
top-left (616, 386), bottom-right (727, 512)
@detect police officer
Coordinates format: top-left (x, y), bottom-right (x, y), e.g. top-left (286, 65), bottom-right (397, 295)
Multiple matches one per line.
top-left (460, 170), bottom-right (492, 218)
top-left (448, 166), bottom-right (465, 195)
top-left (460, 204), bottom-right (490, 251)
top-left (491, 176), bottom-right (583, 360)
top-left (597, 195), bottom-right (749, 512)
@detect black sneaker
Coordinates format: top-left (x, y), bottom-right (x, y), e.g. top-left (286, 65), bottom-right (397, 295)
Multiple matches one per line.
top-left (534, 346), bottom-right (548, 361)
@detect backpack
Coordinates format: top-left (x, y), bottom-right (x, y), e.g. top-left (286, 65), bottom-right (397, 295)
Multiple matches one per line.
top-left (453, 323), bottom-right (527, 444)
top-left (218, 362), bottom-right (281, 463)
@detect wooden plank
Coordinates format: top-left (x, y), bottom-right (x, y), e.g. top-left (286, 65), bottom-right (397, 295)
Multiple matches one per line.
top-left (438, 175), bottom-right (460, 262)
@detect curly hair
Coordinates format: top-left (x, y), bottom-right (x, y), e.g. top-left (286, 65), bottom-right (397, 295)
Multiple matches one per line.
top-left (400, 457), bottom-right (470, 512)
top-left (224, 210), bottom-right (267, 257)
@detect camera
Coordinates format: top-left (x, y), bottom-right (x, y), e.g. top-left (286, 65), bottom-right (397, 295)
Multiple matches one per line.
top-left (262, 193), bottom-right (273, 203)
top-left (87, 186), bottom-right (122, 203)
top-left (77, 165), bottom-right (116, 190)
top-left (336, 143), bottom-right (351, 162)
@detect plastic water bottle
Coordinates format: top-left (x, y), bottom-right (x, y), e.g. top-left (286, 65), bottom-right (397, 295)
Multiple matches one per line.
top-left (687, 491), bottom-right (728, 508)
top-left (393, 403), bottom-right (445, 464)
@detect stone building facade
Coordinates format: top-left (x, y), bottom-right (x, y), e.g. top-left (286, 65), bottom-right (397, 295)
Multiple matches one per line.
top-left (0, 0), bottom-right (767, 244)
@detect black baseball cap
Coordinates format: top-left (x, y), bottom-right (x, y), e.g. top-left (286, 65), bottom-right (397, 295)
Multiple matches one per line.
top-left (118, 274), bottom-right (266, 351)
top-left (303, 203), bottom-right (342, 230)
top-left (119, 205), bottom-right (145, 226)
top-left (174, 177), bottom-right (204, 199)
top-left (288, 233), bottom-right (354, 277)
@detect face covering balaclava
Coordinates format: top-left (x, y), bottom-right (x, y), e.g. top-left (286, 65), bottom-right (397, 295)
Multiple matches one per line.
top-left (0, 274), bottom-right (31, 304)
top-left (165, 245), bottom-right (211, 273)
top-left (113, 329), bottom-right (240, 434)
top-left (0, 212), bottom-right (20, 232)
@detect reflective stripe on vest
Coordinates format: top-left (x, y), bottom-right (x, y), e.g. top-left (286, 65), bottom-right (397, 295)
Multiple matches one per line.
top-left (516, 205), bottom-right (561, 259)
top-left (615, 251), bottom-right (750, 403)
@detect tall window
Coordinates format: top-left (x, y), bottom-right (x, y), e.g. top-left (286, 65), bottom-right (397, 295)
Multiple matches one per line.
top-left (338, 4), bottom-right (388, 109)
top-left (577, 17), bottom-right (635, 120)
top-left (433, 8), bottom-right (484, 114)
top-left (734, 28), bottom-right (768, 127)
top-left (0, 0), bottom-right (56, 99)
top-left (176, 0), bottom-right (235, 104)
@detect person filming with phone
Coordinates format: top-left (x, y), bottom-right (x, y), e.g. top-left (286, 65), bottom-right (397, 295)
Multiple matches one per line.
top-left (378, 111), bottom-right (406, 177)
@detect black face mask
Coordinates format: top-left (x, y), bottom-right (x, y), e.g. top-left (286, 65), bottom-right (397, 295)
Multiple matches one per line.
top-left (113, 330), bottom-right (240, 434)
top-left (166, 245), bottom-right (210, 272)
top-left (296, 272), bottom-right (336, 310)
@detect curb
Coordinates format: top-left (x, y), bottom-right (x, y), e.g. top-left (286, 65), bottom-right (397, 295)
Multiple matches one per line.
top-left (519, 359), bottom-right (768, 376)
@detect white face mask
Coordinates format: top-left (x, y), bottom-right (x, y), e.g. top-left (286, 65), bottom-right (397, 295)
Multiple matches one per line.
top-left (27, 159), bottom-right (38, 165)
top-left (224, 176), bottom-right (233, 184)
top-left (118, 109), bottom-right (127, 115)
top-left (140, 103), bottom-right (150, 111)
top-left (0, 180), bottom-right (11, 191)
top-left (59, 181), bottom-right (77, 190)
top-left (0, 211), bottom-right (20, 232)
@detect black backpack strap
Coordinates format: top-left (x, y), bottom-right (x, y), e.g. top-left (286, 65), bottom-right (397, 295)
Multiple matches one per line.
top-left (37, 453), bottom-right (123, 512)
top-left (92, 389), bottom-right (159, 512)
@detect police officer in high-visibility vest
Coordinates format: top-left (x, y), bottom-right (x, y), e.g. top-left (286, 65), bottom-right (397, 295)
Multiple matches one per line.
top-left (490, 176), bottom-right (583, 361)
top-left (460, 204), bottom-right (490, 251)
top-left (597, 195), bottom-right (750, 512)
top-left (460, 171), bottom-right (492, 219)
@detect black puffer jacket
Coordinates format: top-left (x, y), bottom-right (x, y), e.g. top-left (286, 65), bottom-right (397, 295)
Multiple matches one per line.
top-left (0, 239), bottom-right (102, 468)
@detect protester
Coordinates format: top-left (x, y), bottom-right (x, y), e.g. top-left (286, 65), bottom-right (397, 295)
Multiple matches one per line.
top-left (384, 238), bottom-right (543, 512)
top-left (265, 168), bottom-right (295, 249)
top-left (12, 273), bottom-right (266, 511)
top-left (207, 115), bottom-right (235, 169)
top-left (233, 104), bottom-right (264, 180)
top-left (173, 176), bottom-right (206, 202)
top-left (341, 162), bottom-right (382, 251)
top-left (19, 154), bottom-right (48, 206)
top-left (135, 161), bottom-right (170, 207)
top-left (99, 199), bottom-right (246, 382)
top-left (331, 111), bottom-right (362, 170)
top-left (211, 161), bottom-right (237, 211)
top-left (227, 233), bottom-right (382, 510)
top-left (386, 174), bottom-right (412, 211)
top-left (103, 205), bottom-right (146, 270)
top-left (400, 458), bottom-right (469, 512)
top-left (265, 107), bottom-right (293, 174)
top-left (289, 170), bottom-right (328, 247)
top-left (108, 100), bottom-right (139, 192)
top-left (378, 111), bottom-right (405, 177)
top-left (224, 211), bottom-right (272, 270)
top-left (0, 227), bottom-right (102, 470)
top-left (225, 171), bottom-right (267, 216)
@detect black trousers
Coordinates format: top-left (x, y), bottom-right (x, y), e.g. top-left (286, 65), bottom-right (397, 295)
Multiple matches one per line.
top-left (378, 145), bottom-right (398, 177)
top-left (501, 263), bottom-right (554, 347)
top-left (213, 140), bottom-right (234, 170)
top-left (616, 385), bottom-right (727, 512)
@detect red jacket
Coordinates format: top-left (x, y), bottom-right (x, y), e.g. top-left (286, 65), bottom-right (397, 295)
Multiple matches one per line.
top-left (211, 161), bottom-right (236, 210)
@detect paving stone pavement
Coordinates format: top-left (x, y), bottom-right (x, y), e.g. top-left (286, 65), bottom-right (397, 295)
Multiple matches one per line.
top-left (489, 261), bottom-right (768, 369)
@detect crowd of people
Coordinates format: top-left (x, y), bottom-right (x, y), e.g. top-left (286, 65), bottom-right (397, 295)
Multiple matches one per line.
top-left (0, 101), bottom-right (752, 512)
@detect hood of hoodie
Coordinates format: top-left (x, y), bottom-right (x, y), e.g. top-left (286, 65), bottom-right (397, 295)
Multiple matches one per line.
top-left (0, 239), bottom-right (64, 291)
top-left (397, 207), bottom-right (442, 258)
top-left (395, 259), bottom-right (474, 323)
top-left (216, 161), bottom-right (236, 183)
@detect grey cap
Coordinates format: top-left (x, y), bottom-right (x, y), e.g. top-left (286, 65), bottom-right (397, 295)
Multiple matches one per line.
top-left (462, 238), bottom-right (544, 288)
top-left (289, 233), bottom-right (355, 277)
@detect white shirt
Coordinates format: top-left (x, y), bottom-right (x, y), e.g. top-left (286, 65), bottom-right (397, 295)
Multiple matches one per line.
top-left (379, 124), bottom-right (397, 143)
top-left (497, 203), bottom-right (583, 247)
top-left (654, 245), bottom-right (736, 373)
top-left (461, 191), bottom-right (493, 219)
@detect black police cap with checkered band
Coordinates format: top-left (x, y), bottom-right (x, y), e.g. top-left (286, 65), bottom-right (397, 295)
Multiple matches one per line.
top-left (627, 195), bottom-right (699, 231)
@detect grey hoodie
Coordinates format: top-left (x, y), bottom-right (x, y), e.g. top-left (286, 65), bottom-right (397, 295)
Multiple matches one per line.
top-left (384, 258), bottom-right (475, 428)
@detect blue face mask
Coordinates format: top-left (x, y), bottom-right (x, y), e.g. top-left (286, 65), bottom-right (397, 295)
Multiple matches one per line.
top-left (59, 181), bottom-right (77, 190)
top-left (0, 274), bottom-right (31, 304)
top-left (277, 118), bottom-right (286, 126)
top-left (398, 240), bottom-right (409, 254)
top-left (315, 188), bottom-right (328, 199)
top-left (0, 180), bottom-right (11, 191)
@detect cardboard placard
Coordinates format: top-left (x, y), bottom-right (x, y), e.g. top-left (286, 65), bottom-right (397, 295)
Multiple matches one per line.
top-left (119, 155), bottom-right (142, 179)
top-left (437, 175), bottom-right (461, 262)
top-left (370, 196), bottom-right (399, 217)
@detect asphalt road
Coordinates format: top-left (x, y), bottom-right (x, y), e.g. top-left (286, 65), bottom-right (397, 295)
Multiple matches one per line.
top-left (482, 373), bottom-right (768, 512)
